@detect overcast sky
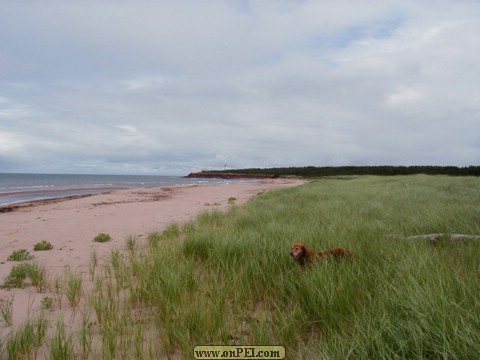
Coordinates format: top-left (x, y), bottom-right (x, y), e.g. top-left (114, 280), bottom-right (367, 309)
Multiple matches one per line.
top-left (0, 1), bottom-right (479, 175)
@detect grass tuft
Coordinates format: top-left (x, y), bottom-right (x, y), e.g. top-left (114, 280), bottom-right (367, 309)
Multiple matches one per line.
top-left (5, 313), bottom-right (48, 360)
top-left (65, 270), bottom-right (83, 308)
top-left (0, 296), bottom-right (14, 326)
top-left (1, 262), bottom-right (48, 292)
top-left (7, 249), bottom-right (34, 261)
top-left (94, 233), bottom-right (112, 243)
top-left (33, 240), bottom-right (54, 251)
top-left (48, 319), bottom-right (75, 360)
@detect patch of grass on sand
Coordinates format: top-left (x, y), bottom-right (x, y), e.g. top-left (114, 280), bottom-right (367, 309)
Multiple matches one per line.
top-left (1, 262), bottom-right (47, 292)
top-left (5, 313), bottom-right (48, 359)
top-left (93, 233), bottom-right (112, 243)
top-left (3, 175), bottom-right (480, 359)
top-left (33, 240), bottom-right (54, 251)
top-left (7, 249), bottom-right (34, 261)
top-left (65, 270), bottom-right (83, 308)
top-left (0, 296), bottom-right (14, 326)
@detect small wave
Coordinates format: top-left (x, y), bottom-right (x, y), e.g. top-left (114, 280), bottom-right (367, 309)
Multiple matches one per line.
top-left (11, 185), bottom-right (48, 190)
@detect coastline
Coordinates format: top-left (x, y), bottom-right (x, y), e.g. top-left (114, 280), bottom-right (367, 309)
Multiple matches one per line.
top-left (0, 178), bottom-right (304, 329)
top-left (0, 173), bottom-right (263, 207)
top-left (0, 194), bottom-right (96, 213)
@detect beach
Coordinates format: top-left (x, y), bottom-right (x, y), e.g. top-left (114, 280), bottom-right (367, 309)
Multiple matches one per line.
top-left (0, 178), bottom-right (303, 329)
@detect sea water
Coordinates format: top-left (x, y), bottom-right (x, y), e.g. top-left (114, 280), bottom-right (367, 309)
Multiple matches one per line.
top-left (0, 173), bottom-right (255, 206)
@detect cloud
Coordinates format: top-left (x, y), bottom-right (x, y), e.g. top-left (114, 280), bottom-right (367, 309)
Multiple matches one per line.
top-left (0, 0), bottom-right (478, 174)
top-left (384, 86), bottom-right (424, 107)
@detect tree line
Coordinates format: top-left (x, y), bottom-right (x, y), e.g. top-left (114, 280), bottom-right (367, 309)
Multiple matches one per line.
top-left (201, 166), bottom-right (480, 177)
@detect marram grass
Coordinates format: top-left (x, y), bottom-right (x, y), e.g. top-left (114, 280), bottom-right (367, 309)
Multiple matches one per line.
top-left (1, 175), bottom-right (479, 359)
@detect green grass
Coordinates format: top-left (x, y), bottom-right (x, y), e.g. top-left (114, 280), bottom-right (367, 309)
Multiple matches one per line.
top-left (7, 249), bottom-right (34, 261)
top-left (5, 314), bottom-right (48, 360)
top-left (65, 270), bottom-right (83, 308)
top-left (33, 240), bottom-right (54, 251)
top-left (0, 297), bottom-right (14, 326)
top-left (1, 175), bottom-right (479, 359)
top-left (94, 233), bottom-right (112, 243)
top-left (48, 319), bottom-right (75, 360)
top-left (1, 262), bottom-right (48, 292)
top-left (41, 296), bottom-right (55, 310)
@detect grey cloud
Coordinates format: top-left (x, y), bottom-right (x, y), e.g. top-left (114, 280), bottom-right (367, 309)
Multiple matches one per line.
top-left (0, 1), bottom-right (478, 174)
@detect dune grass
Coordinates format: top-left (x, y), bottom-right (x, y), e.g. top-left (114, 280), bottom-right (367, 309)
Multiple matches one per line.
top-left (1, 175), bottom-right (479, 359)
top-left (33, 241), bottom-right (54, 251)
top-left (6, 249), bottom-right (34, 262)
top-left (1, 262), bottom-right (48, 292)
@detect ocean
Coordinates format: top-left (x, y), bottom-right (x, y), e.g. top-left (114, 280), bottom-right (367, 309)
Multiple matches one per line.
top-left (0, 173), bottom-right (256, 206)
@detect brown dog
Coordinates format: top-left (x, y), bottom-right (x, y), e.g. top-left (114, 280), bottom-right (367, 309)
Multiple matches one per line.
top-left (290, 243), bottom-right (352, 267)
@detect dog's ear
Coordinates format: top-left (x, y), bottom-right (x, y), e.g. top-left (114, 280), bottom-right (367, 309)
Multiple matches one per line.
top-left (302, 244), bottom-right (314, 259)
top-left (298, 244), bottom-right (312, 266)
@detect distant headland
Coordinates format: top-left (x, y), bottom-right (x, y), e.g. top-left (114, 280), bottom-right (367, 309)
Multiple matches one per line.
top-left (185, 172), bottom-right (275, 179)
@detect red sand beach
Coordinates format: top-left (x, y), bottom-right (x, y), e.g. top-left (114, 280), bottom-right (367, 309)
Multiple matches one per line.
top-left (0, 179), bottom-right (303, 330)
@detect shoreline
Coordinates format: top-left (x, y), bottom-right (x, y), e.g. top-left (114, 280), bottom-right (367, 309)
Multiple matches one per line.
top-left (0, 174), bottom-right (263, 207)
top-left (0, 178), bottom-right (304, 329)
top-left (0, 187), bottom-right (127, 208)
top-left (0, 194), bottom-right (96, 213)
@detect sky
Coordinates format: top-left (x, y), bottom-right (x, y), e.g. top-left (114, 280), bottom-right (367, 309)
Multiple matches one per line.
top-left (0, 0), bottom-right (479, 175)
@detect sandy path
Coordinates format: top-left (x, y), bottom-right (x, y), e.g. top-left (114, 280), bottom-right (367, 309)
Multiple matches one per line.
top-left (0, 179), bottom-right (303, 329)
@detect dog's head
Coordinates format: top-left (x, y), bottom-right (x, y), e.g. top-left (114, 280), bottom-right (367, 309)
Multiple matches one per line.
top-left (290, 243), bottom-right (307, 263)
